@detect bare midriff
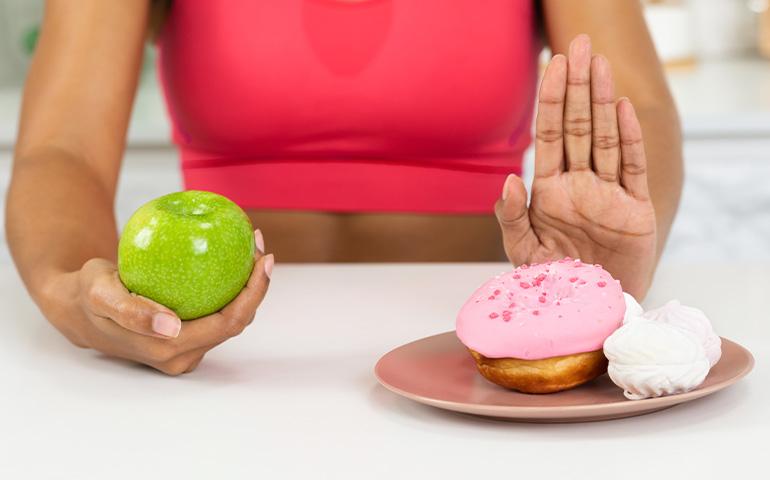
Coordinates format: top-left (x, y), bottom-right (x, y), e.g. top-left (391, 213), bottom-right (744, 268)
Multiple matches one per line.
top-left (245, 210), bottom-right (505, 262)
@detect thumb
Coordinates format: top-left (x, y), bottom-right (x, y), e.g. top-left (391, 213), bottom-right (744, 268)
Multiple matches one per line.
top-left (494, 174), bottom-right (539, 264)
top-left (80, 259), bottom-right (182, 338)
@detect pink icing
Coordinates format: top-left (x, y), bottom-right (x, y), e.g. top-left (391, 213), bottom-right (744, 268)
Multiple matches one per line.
top-left (456, 258), bottom-right (625, 359)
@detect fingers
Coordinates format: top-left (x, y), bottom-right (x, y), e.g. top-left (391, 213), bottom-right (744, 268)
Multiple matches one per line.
top-left (79, 228), bottom-right (273, 375)
top-left (495, 174), bottom-right (539, 264)
top-left (80, 259), bottom-right (182, 338)
top-left (617, 98), bottom-right (650, 200)
top-left (564, 34), bottom-right (593, 172)
top-left (84, 253), bottom-right (271, 374)
top-left (590, 54), bottom-right (621, 182)
top-left (175, 253), bottom-right (273, 351)
top-left (220, 252), bottom-right (272, 324)
top-left (153, 347), bottom-right (208, 376)
top-left (534, 54), bottom-right (567, 178)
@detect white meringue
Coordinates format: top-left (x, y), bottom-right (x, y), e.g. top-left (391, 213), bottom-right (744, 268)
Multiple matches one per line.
top-left (642, 300), bottom-right (722, 367)
top-left (622, 293), bottom-right (645, 325)
top-left (604, 319), bottom-right (711, 400)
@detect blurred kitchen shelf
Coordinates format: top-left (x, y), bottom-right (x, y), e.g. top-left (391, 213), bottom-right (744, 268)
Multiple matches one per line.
top-left (2, 57), bottom-right (770, 150)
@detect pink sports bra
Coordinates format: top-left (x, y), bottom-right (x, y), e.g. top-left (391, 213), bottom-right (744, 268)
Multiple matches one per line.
top-left (157, 0), bottom-right (539, 213)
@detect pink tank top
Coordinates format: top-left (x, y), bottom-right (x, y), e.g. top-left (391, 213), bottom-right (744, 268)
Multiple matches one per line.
top-left (157, 0), bottom-right (538, 213)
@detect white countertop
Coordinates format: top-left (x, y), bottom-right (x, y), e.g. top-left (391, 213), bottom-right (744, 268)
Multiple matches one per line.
top-left (2, 57), bottom-right (770, 148)
top-left (0, 262), bottom-right (767, 479)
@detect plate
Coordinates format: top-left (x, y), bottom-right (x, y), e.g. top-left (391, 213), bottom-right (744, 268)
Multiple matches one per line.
top-left (374, 332), bottom-right (754, 423)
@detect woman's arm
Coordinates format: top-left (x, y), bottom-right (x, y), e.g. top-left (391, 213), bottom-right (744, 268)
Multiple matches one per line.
top-left (541, 0), bottom-right (683, 259)
top-left (7, 0), bottom-right (271, 374)
top-left (9, 0), bottom-right (148, 297)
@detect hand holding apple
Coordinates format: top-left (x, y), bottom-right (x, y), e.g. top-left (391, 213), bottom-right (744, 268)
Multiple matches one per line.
top-left (41, 191), bottom-right (273, 375)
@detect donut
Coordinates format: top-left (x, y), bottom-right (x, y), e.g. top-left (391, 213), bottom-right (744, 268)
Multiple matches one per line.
top-left (456, 258), bottom-right (625, 394)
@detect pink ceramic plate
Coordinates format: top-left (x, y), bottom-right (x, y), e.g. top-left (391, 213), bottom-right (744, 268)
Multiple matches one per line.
top-left (375, 331), bottom-right (754, 423)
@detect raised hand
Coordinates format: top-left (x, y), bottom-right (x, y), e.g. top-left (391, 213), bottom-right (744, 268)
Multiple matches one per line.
top-left (496, 35), bottom-right (657, 298)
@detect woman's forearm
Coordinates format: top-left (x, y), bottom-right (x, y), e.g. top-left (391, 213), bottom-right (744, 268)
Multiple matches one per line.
top-left (634, 104), bottom-right (683, 259)
top-left (6, 146), bottom-right (119, 301)
top-left (8, 1), bottom-right (149, 304)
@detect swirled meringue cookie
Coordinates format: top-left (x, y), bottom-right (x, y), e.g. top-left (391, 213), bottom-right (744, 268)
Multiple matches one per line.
top-left (643, 300), bottom-right (722, 367)
top-left (603, 319), bottom-right (710, 400)
top-left (622, 293), bottom-right (644, 325)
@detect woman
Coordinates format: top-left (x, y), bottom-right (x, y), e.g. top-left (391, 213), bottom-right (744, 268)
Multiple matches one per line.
top-left (6, 0), bottom-right (681, 375)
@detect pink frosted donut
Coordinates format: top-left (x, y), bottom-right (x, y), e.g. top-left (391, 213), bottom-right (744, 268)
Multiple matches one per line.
top-left (456, 258), bottom-right (625, 359)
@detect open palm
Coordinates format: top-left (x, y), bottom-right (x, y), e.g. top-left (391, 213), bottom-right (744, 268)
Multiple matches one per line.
top-left (496, 35), bottom-right (656, 298)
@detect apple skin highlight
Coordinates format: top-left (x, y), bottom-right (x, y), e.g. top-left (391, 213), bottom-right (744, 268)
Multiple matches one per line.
top-left (118, 190), bottom-right (256, 320)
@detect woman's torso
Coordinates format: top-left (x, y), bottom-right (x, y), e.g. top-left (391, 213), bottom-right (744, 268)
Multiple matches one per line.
top-left (157, 0), bottom-right (538, 261)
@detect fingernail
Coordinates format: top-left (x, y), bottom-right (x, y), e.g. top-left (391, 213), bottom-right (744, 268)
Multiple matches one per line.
top-left (254, 229), bottom-right (265, 254)
top-left (570, 34), bottom-right (590, 55)
top-left (618, 97), bottom-right (632, 110)
top-left (152, 312), bottom-right (181, 338)
top-left (593, 54), bottom-right (607, 70)
top-left (264, 254), bottom-right (274, 279)
top-left (502, 174), bottom-right (513, 201)
top-left (551, 54), bottom-right (566, 66)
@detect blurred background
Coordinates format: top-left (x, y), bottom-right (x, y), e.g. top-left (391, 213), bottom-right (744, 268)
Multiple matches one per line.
top-left (0, 0), bottom-right (768, 266)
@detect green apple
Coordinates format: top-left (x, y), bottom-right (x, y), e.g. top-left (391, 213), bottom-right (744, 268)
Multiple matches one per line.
top-left (118, 190), bottom-right (255, 320)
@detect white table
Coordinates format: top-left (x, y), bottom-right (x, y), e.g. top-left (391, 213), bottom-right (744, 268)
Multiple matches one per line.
top-left (0, 262), bottom-right (767, 479)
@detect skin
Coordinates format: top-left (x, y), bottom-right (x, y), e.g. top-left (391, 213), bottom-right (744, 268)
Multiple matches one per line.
top-left (496, 38), bottom-right (657, 298)
top-left (6, 0), bottom-right (681, 374)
